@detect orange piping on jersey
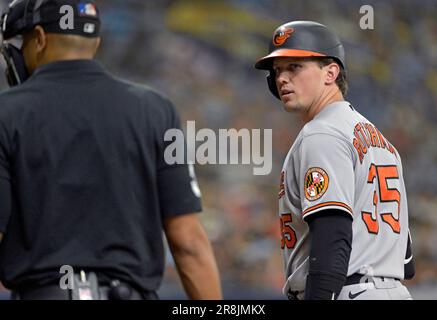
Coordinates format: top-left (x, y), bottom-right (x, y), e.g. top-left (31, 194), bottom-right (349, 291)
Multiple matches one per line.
top-left (302, 201), bottom-right (353, 217)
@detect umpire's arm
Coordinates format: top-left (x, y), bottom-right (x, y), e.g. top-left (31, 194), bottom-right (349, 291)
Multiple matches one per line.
top-left (164, 213), bottom-right (222, 299)
top-left (154, 96), bottom-right (221, 299)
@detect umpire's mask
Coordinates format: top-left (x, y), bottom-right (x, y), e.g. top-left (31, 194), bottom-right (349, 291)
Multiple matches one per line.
top-left (0, 0), bottom-right (30, 86)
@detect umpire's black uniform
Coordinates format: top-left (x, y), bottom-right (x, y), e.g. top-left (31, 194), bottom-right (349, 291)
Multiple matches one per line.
top-left (0, 58), bottom-right (201, 299)
top-left (0, 0), bottom-right (202, 300)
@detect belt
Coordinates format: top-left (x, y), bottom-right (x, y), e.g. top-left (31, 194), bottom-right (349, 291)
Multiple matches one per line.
top-left (345, 273), bottom-right (400, 286)
top-left (286, 273), bottom-right (401, 300)
top-left (12, 284), bottom-right (71, 300)
top-left (11, 274), bottom-right (158, 300)
top-left (12, 283), bottom-right (157, 300)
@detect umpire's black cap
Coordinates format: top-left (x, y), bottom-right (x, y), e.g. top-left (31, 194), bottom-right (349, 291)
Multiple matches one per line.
top-left (1, 0), bottom-right (101, 40)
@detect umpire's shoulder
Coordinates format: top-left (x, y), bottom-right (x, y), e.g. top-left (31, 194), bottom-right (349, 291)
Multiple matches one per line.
top-left (114, 78), bottom-right (181, 130)
top-left (0, 82), bottom-right (37, 118)
top-left (115, 77), bottom-right (176, 113)
top-left (0, 82), bottom-right (32, 102)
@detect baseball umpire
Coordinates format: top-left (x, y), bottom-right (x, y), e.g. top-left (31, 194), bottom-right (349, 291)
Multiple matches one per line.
top-left (255, 21), bottom-right (414, 300)
top-left (0, 0), bottom-right (222, 300)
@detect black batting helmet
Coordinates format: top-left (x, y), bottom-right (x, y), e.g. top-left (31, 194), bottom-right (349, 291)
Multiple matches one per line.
top-left (255, 21), bottom-right (346, 99)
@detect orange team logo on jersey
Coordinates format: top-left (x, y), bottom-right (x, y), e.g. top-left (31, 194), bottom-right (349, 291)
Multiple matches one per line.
top-left (304, 167), bottom-right (329, 201)
top-left (273, 27), bottom-right (294, 46)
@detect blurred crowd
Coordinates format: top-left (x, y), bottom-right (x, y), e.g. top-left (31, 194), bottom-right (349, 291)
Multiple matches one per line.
top-left (0, 0), bottom-right (436, 298)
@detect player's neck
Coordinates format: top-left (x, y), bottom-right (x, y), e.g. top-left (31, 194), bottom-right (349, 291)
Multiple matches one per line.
top-left (301, 89), bottom-right (344, 123)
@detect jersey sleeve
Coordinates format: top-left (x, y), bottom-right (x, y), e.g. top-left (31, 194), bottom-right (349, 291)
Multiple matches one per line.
top-left (154, 97), bottom-right (202, 218)
top-left (298, 133), bottom-right (355, 221)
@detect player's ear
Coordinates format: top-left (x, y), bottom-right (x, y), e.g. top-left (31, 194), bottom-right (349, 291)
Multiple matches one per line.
top-left (324, 62), bottom-right (340, 86)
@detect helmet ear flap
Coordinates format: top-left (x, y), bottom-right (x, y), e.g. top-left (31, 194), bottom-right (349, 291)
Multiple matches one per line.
top-left (267, 71), bottom-right (280, 100)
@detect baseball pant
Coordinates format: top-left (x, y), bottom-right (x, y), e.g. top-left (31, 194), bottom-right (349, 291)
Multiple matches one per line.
top-left (338, 276), bottom-right (412, 300)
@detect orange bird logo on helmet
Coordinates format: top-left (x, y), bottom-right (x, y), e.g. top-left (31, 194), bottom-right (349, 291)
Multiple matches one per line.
top-left (273, 27), bottom-right (294, 46)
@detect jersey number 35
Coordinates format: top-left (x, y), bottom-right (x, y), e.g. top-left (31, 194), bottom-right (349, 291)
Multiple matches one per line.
top-left (361, 163), bottom-right (401, 234)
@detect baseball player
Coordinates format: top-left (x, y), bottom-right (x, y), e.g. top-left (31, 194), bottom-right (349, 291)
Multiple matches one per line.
top-left (255, 21), bottom-right (415, 300)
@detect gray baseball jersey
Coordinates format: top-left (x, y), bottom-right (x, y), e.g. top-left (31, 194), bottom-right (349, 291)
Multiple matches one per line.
top-left (279, 101), bottom-right (409, 297)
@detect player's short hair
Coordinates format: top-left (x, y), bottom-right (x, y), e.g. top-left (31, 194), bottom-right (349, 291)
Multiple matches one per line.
top-left (315, 58), bottom-right (348, 96)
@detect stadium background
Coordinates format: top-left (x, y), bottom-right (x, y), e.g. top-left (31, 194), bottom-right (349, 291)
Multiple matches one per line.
top-left (0, 0), bottom-right (436, 299)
